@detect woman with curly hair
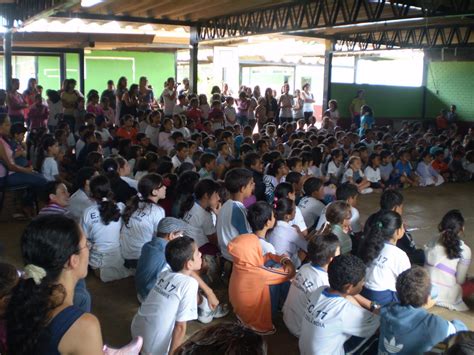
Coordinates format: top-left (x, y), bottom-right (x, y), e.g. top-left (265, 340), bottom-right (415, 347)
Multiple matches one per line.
top-left (424, 209), bottom-right (472, 311)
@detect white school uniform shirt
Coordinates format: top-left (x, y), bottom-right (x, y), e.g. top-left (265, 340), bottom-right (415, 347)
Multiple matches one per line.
top-left (131, 270), bottom-right (198, 355)
top-left (307, 165), bottom-right (322, 178)
top-left (364, 166), bottom-right (381, 183)
top-left (290, 206), bottom-right (308, 234)
top-left (316, 205), bottom-right (362, 234)
top-left (67, 188), bottom-right (94, 222)
top-left (171, 155), bottom-right (193, 170)
top-left (95, 128), bottom-right (112, 143)
top-left (145, 125), bottom-right (160, 147)
top-left (299, 286), bottom-right (380, 355)
top-left (183, 202), bottom-right (216, 248)
top-left (216, 199), bottom-right (251, 261)
top-left (120, 203), bottom-right (165, 260)
top-left (224, 106), bottom-right (237, 125)
top-left (161, 88), bottom-right (176, 116)
top-left (41, 156), bottom-right (59, 182)
top-left (327, 161), bottom-right (344, 180)
top-left (75, 139), bottom-right (85, 158)
top-left (298, 196), bottom-right (325, 229)
top-left (341, 167), bottom-right (365, 184)
top-left (268, 220), bottom-right (308, 268)
top-left (121, 176), bottom-right (138, 190)
top-left (259, 237), bottom-right (276, 255)
top-left (283, 264), bottom-right (329, 337)
top-left (364, 243), bottom-right (411, 292)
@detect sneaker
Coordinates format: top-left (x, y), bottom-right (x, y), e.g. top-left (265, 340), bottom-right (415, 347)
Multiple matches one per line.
top-left (103, 336), bottom-right (143, 355)
top-left (198, 296), bottom-right (230, 324)
top-left (361, 187), bottom-right (373, 194)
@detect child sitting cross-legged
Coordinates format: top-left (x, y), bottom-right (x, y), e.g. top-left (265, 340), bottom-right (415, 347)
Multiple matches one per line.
top-left (131, 236), bottom-right (203, 354)
top-left (342, 156), bottom-right (373, 194)
top-left (283, 233), bottom-right (340, 337)
top-left (359, 210), bottom-right (411, 306)
top-left (378, 266), bottom-right (467, 355)
top-left (299, 254), bottom-right (380, 355)
top-left (228, 201), bottom-right (296, 335)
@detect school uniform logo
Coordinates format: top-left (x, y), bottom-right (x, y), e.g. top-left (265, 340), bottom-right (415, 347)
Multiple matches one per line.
top-left (382, 337), bottom-right (404, 353)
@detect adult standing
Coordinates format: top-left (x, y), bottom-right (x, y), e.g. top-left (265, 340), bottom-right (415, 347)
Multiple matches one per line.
top-left (162, 77), bottom-right (177, 117)
top-left (7, 78), bottom-right (28, 126)
top-left (264, 88), bottom-right (278, 125)
top-left (115, 76), bottom-right (128, 125)
top-left (101, 80), bottom-right (116, 112)
top-left (278, 83), bottom-right (293, 125)
top-left (349, 89), bottom-right (366, 128)
top-left (301, 83), bottom-right (315, 124)
top-left (138, 76), bottom-right (155, 112)
top-left (121, 84), bottom-right (140, 118)
top-left (179, 78), bottom-right (190, 96)
top-left (61, 79), bottom-right (82, 132)
top-left (23, 78), bottom-right (38, 117)
top-left (253, 86), bottom-right (261, 101)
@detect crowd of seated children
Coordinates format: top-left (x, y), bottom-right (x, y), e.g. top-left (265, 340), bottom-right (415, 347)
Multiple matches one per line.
top-left (2, 76), bottom-right (474, 354)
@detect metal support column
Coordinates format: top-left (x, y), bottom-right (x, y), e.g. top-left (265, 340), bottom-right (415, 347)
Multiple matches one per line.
top-left (189, 27), bottom-right (199, 94)
top-left (78, 49), bottom-right (85, 94)
top-left (322, 39), bottom-right (334, 112)
top-left (421, 49), bottom-right (430, 120)
top-left (3, 30), bottom-right (13, 91)
top-left (59, 53), bottom-right (67, 87)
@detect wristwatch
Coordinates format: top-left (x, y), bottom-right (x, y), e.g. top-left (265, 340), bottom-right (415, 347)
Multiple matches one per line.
top-left (370, 301), bottom-right (381, 312)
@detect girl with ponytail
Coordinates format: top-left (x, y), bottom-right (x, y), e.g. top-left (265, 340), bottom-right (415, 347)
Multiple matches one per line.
top-left (120, 173), bottom-right (166, 267)
top-left (424, 209), bottom-right (472, 311)
top-left (81, 174), bottom-right (132, 282)
top-left (6, 215), bottom-right (104, 354)
top-left (263, 158), bottom-right (288, 203)
top-left (359, 210), bottom-right (410, 305)
top-left (268, 197), bottom-right (308, 268)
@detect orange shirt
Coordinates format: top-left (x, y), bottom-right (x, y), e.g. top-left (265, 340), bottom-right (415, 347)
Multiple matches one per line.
top-left (116, 127), bottom-right (137, 143)
top-left (432, 159), bottom-right (449, 174)
top-left (228, 233), bottom-right (291, 333)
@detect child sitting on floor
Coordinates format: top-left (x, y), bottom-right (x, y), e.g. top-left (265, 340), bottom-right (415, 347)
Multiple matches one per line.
top-left (393, 149), bottom-right (419, 188)
top-left (359, 210), bottom-right (410, 306)
top-left (424, 209), bottom-right (473, 311)
top-left (298, 177), bottom-right (325, 230)
top-left (342, 156), bottom-right (372, 194)
top-left (416, 151), bottom-right (444, 187)
top-left (269, 197), bottom-right (308, 268)
top-left (299, 254), bottom-right (380, 355)
top-left (283, 233), bottom-right (340, 337)
top-left (131, 237), bottom-right (201, 354)
top-left (378, 266), bottom-right (467, 355)
top-left (228, 201), bottom-right (296, 335)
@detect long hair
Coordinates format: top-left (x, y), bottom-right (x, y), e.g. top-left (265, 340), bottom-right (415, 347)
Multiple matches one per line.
top-left (359, 210), bottom-right (402, 265)
top-left (122, 173), bottom-right (163, 226)
top-left (438, 209), bottom-right (464, 259)
top-left (89, 174), bottom-right (121, 225)
top-left (174, 171), bottom-right (200, 218)
top-left (6, 215), bottom-right (82, 354)
top-left (35, 135), bottom-right (56, 172)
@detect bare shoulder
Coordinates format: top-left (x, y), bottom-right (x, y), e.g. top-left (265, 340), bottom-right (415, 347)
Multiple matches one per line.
top-left (59, 313), bottom-right (103, 355)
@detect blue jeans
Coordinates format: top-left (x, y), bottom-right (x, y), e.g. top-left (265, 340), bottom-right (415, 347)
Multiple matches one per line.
top-left (360, 287), bottom-right (399, 306)
top-left (269, 281), bottom-right (290, 316)
top-left (1, 172), bottom-right (47, 206)
top-left (74, 279), bottom-right (92, 312)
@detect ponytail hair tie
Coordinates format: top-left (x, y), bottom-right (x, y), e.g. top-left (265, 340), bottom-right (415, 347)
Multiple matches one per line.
top-left (106, 166), bottom-right (115, 172)
top-left (102, 197), bottom-right (108, 202)
top-left (137, 192), bottom-right (143, 200)
top-left (24, 264), bottom-right (47, 285)
top-left (377, 221), bottom-right (383, 229)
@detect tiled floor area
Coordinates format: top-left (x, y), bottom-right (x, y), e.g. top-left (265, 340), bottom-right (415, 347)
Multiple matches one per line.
top-left (1, 183), bottom-right (473, 354)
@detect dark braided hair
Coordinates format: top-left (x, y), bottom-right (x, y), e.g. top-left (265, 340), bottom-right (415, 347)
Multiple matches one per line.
top-left (438, 209), bottom-right (464, 259)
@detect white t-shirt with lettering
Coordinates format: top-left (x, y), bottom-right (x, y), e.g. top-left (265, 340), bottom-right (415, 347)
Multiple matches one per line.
top-left (131, 271), bottom-right (198, 354)
top-left (183, 202), bottom-right (216, 248)
top-left (299, 286), bottom-right (380, 355)
top-left (364, 243), bottom-right (411, 292)
top-left (298, 196), bottom-right (325, 229)
top-left (120, 202), bottom-right (165, 260)
top-left (283, 264), bottom-right (329, 337)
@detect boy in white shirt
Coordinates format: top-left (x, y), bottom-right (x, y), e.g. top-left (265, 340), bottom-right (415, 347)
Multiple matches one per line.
top-left (299, 254), bottom-right (380, 355)
top-left (171, 141), bottom-right (193, 169)
top-left (131, 236), bottom-right (201, 354)
top-left (298, 177), bottom-right (325, 230)
top-left (283, 233), bottom-right (340, 337)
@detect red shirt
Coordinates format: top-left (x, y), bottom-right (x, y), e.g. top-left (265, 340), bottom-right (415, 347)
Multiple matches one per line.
top-left (187, 107), bottom-right (203, 130)
top-left (116, 127), bottom-right (138, 143)
top-left (436, 115), bottom-right (448, 130)
top-left (432, 160), bottom-right (449, 174)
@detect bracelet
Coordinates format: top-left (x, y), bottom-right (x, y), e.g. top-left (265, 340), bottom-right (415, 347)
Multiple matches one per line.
top-left (280, 257), bottom-right (291, 265)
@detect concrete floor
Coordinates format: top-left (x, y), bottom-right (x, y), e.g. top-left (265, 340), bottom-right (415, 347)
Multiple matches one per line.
top-left (1, 183), bottom-right (473, 354)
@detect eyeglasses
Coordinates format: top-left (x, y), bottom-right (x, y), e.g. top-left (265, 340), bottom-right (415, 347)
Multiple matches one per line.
top-left (78, 240), bottom-right (92, 252)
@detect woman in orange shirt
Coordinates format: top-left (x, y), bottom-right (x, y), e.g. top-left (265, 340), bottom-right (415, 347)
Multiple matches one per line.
top-left (116, 114), bottom-right (138, 143)
top-left (228, 202), bottom-right (295, 335)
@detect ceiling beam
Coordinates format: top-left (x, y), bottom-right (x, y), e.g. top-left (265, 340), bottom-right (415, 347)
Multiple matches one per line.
top-left (197, 0), bottom-right (474, 41)
top-left (53, 11), bottom-right (196, 26)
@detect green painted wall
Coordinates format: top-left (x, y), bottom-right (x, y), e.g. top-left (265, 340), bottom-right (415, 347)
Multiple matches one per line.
top-left (330, 83), bottom-right (423, 119)
top-left (426, 61), bottom-right (474, 121)
top-left (37, 50), bottom-right (175, 94)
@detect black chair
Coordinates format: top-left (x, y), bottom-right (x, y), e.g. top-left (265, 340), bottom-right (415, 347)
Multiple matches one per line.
top-left (0, 161), bottom-right (38, 216)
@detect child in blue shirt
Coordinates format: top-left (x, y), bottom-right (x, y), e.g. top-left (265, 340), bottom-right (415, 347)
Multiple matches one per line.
top-left (379, 266), bottom-right (467, 355)
top-left (393, 149), bottom-right (419, 187)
